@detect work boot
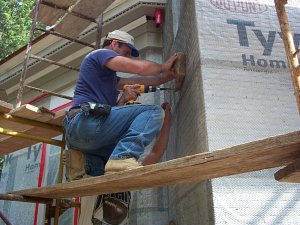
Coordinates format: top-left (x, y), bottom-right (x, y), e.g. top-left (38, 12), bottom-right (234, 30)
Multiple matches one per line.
top-left (101, 158), bottom-right (141, 225)
top-left (105, 158), bottom-right (141, 174)
top-left (63, 149), bottom-right (86, 181)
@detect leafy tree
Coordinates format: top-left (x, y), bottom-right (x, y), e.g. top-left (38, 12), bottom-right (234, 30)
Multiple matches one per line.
top-left (0, 0), bottom-right (36, 60)
top-left (0, 0), bottom-right (39, 175)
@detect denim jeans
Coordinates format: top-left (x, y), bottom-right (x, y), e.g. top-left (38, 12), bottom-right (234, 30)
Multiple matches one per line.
top-left (63, 104), bottom-right (164, 176)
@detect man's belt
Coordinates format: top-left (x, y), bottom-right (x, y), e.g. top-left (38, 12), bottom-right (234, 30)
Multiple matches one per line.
top-left (67, 107), bottom-right (81, 119)
top-left (67, 102), bottom-right (111, 119)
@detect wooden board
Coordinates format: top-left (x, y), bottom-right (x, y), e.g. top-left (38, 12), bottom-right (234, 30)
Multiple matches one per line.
top-left (54, 0), bottom-right (115, 38)
top-left (274, 161), bottom-right (300, 183)
top-left (44, 0), bottom-right (76, 8)
top-left (54, 14), bottom-right (91, 38)
top-left (12, 130), bottom-right (300, 199)
top-left (0, 105), bottom-right (66, 156)
top-left (0, 100), bottom-right (13, 113)
top-left (72, 0), bottom-right (115, 19)
top-left (30, 0), bottom-right (77, 26)
top-left (0, 104), bottom-right (55, 140)
top-left (9, 104), bottom-right (54, 122)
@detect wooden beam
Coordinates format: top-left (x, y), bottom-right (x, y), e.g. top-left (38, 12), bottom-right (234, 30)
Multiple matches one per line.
top-left (0, 101), bottom-right (13, 114)
top-left (275, 0), bottom-right (300, 113)
top-left (0, 193), bottom-right (52, 204)
top-left (54, 0), bottom-right (115, 38)
top-left (0, 104), bottom-right (65, 156)
top-left (274, 161), bottom-right (300, 183)
top-left (0, 127), bottom-right (63, 147)
top-left (12, 130), bottom-right (300, 199)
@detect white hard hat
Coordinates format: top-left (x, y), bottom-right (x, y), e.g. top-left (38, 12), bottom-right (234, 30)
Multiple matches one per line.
top-left (106, 30), bottom-right (139, 57)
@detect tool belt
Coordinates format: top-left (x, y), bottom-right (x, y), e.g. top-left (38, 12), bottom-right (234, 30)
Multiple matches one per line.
top-left (67, 102), bottom-right (111, 119)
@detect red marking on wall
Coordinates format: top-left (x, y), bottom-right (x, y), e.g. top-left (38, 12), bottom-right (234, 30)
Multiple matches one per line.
top-left (210, 0), bottom-right (268, 14)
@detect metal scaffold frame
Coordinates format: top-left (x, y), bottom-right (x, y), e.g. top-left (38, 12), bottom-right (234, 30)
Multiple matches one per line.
top-left (0, 0), bottom-right (300, 225)
top-left (0, 0), bottom-right (106, 224)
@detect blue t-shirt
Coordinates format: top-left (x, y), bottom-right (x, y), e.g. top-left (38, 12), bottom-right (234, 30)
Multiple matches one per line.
top-left (72, 49), bottom-right (121, 108)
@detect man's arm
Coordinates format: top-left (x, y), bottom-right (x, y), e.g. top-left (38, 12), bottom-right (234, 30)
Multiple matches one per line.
top-left (142, 103), bottom-right (171, 165)
top-left (118, 74), bottom-right (173, 89)
top-left (106, 54), bottom-right (177, 76)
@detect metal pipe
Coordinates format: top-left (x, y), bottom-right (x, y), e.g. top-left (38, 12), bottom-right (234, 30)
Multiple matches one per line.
top-left (0, 210), bottom-right (12, 225)
top-left (0, 127), bottom-right (64, 147)
top-left (0, 113), bottom-right (63, 132)
top-left (275, 0), bottom-right (300, 113)
top-left (25, 85), bottom-right (73, 100)
top-left (29, 54), bottom-right (80, 72)
top-left (16, 0), bottom-right (41, 108)
top-left (95, 14), bottom-right (104, 49)
top-left (35, 27), bottom-right (95, 49)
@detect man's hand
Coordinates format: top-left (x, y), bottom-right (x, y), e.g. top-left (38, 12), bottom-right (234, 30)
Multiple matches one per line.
top-left (161, 53), bottom-right (178, 79)
top-left (117, 84), bottom-right (141, 106)
top-left (161, 102), bottom-right (171, 114)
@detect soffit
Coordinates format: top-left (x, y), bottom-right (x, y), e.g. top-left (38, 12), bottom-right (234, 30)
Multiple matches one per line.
top-left (1, 1), bottom-right (166, 100)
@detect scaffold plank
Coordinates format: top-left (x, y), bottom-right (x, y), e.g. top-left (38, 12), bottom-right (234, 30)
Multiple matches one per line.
top-left (274, 161), bottom-right (300, 183)
top-left (0, 100), bottom-right (13, 113)
top-left (0, 104), bottom-right (66, 156)
top-left (53, 14), bottom-right (91, 38)
top-left (44, 0), bottom-right (76, 8)
top-left (54, 0), bottom-right (115, 38)
top-left (30, 0), bottom-right (77, 26)
top-left (72, 0), bottom-right (115, 19)
top-left (12, 130), bottom-right (300, 199)
top-left (9, 104), bottom-right (54, 122)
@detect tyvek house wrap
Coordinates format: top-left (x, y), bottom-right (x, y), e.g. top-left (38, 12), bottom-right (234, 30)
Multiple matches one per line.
top-left (197, 0), bottom-right (300, 224)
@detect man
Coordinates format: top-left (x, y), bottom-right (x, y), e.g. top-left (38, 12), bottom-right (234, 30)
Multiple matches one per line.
top-left (63, 30), bottom-right (177, 177)
top-left (62, 30), bottom-right (176, 224)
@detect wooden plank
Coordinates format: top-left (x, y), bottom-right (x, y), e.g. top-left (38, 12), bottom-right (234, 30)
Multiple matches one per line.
top-left (0, 106), bottom-right (66, 156)
top-left (0, 101), bottom-right (13, 114)
top-left (274, 161), bottom-right (300, 183)
top-left (0, 118), bottom-right (65, 155)
top-left (30, 0), bottom-right (77, 26)
top-left (30, 4), bottom-right (65, 26)
top-left (0, 104), bottom-right (53, 136)
top-left (72, 0), bottom-right (115, 19)
top-left (54, 14), bottom-right (91, 38)
top-left (54, 0), bottom-right (115, 38)
top-left (44, 0), bottom-right (76, 8)
top-left (12, 130), bottom-right (300, 199)
top-left (9, 104), bottom-right (54, 122)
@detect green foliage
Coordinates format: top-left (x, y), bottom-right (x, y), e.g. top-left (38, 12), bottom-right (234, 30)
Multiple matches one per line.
top-left (0, 0), bottom-right (36, 60)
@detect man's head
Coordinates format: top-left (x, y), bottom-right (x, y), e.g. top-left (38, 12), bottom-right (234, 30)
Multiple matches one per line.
top-left (103, 30), bottom-right (139, 57)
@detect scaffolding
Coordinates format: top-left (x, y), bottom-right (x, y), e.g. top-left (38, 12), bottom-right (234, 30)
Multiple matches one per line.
top-left (0, 0), bottom-right (299, 224)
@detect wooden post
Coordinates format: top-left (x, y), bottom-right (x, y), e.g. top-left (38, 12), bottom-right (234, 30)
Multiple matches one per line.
top-left (275, 0), bottom-right (300, 113)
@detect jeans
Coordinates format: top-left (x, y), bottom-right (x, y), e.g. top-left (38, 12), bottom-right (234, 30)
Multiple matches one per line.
top-left (63, 104), bottom-right (164, 176)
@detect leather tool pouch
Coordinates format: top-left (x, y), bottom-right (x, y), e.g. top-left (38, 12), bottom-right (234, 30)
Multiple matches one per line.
top-left (80, 102), bottom-right (111, 117)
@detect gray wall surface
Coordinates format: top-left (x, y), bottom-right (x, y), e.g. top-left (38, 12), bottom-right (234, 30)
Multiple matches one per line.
top-left (163, 0), bottom-right (300, 225)
top-left (2, 0), bottom-right (300, 224)
top-left (163, 0), bottom-right (213, 224)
